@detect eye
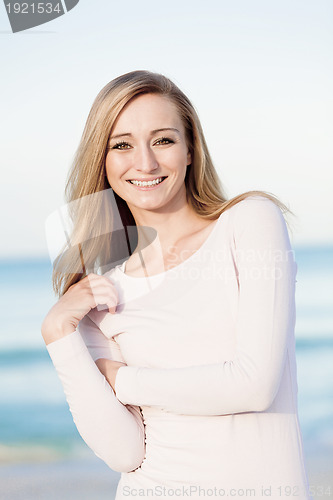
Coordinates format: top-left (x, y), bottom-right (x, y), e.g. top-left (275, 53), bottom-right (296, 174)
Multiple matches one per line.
top-left (111, 141), bottom-right (131, 150)
top-left (154, 137), bottom-right (175, 146)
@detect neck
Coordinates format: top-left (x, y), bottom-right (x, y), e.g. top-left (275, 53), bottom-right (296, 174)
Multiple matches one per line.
top-left (129, 205), bottom-right (204, 258)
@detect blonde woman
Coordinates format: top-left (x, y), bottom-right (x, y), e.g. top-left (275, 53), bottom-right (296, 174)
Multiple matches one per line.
top-left (42, 70), bottom-right (312, 499)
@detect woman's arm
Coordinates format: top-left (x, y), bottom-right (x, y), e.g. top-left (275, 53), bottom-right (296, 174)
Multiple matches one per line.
top-left (46, 314), bottom-right (146, 472)
top-left (112, 197), bottom-right (297, 416)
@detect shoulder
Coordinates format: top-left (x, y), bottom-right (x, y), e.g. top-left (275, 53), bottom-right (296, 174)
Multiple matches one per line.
top-left (227, 195), bottom-right (289, 244)
top-left (230, 194), bottom-right (282, 216)
top-left (229, 195), bottom-right (285, 227)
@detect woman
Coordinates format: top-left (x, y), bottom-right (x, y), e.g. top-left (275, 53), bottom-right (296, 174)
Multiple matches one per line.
top-left (42, 70), bottom-right (312, 499)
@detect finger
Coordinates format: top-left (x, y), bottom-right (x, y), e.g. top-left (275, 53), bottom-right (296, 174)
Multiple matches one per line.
top-left (86, 283), bottom-right (118, 306)
top-left (96, 303), bottom-right (117, 314)
top-left (83, 273), bottom-right (101, 283)
top-left (85, 273), bottom-right (116, 285)
top-left (72, 275), bottom-right (119, 315)
top-left (85, 277), bottom-right (119, 299)
top-left (88, 292), bottom-right (118, 314)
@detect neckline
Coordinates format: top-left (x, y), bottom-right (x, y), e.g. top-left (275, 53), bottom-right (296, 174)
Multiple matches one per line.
top-left (118, 211), bottom-right (224, 280)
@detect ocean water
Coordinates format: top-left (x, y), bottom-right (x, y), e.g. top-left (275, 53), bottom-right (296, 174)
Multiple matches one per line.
top-left (0, 247), bottom-right (332, 463)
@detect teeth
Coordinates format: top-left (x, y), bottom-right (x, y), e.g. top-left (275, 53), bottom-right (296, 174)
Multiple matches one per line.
top-left (129, 177), bottom-right (165, 187)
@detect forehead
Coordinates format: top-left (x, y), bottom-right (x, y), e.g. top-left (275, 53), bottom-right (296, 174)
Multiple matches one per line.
top-left (112, 93), bottom-right (184, 132)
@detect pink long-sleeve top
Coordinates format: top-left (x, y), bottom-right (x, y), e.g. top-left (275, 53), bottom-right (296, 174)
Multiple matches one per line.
top-left (46, 195), bottom-right (312, 500)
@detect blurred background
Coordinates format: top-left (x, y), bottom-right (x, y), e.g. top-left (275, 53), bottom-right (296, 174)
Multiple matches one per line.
top-left (0, 0), bottom-right (332, 498)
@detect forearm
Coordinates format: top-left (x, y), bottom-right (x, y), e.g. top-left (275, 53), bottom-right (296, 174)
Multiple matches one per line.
top-left (114, 353), bottom-right (287, 416)
top-left (47, 331), bottom-right (146, 472)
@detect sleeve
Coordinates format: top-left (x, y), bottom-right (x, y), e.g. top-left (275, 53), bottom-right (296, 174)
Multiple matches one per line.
top-left (114, 197), bottom-right (298, 416)
top-left (46, 314), bottom-right (146, 472)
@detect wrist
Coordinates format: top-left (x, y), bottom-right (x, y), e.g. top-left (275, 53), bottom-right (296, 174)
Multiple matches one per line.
top-left (41, 317), bottom-right (76, 345)
top-left (95, 359), bottom-right (126, 393)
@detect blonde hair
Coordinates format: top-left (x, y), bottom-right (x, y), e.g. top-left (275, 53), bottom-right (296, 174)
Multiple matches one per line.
top-left (53, 70), bottom-right (295, 296)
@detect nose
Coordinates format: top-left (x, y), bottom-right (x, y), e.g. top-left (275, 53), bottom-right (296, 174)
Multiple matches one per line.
top-left (135, 143), bottom-right (159, 173)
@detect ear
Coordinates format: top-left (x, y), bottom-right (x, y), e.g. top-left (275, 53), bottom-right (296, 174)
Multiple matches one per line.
top-left (186, 149), bottom-right (192, 166)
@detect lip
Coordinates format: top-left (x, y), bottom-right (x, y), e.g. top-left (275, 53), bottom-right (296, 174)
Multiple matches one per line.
top-left (127, 176), bottom-right (167, 182)
top-left (126, 176), bottom-right (167, 190)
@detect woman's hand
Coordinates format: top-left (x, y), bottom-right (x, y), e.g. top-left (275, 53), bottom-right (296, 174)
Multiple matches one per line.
top-left (95, 359), bottom-right (128, 393)
top-left (41, 273), bottom-right (118, 345)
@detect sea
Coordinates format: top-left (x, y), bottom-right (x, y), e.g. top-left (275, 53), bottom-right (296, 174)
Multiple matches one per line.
top-left (0, 246), bottom-right (332, 466)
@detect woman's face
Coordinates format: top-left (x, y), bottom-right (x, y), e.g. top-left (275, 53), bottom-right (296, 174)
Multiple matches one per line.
top-left (105, 93), bottom-right (192, 217)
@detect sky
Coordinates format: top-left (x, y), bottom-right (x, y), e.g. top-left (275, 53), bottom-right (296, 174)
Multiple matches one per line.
top-left (0, 0), bottom-right (332, 258)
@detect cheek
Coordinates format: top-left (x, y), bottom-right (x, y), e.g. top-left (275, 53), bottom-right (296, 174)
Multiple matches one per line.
top-left (105, 156), bottom-right (127, 182)
top-left (158, 147), bottom-right (188, 168)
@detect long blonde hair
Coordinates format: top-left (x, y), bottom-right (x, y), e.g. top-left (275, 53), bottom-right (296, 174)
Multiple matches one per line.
top-left (53, 70), bottom-right (295, 296)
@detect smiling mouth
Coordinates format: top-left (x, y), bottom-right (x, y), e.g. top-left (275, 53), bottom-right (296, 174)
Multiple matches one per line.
top-left (127, 176), bottom-right (167, 187)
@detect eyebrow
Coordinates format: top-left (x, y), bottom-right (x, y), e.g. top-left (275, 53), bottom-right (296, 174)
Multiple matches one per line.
top-left (109, 127), bottom-right (181, 140)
